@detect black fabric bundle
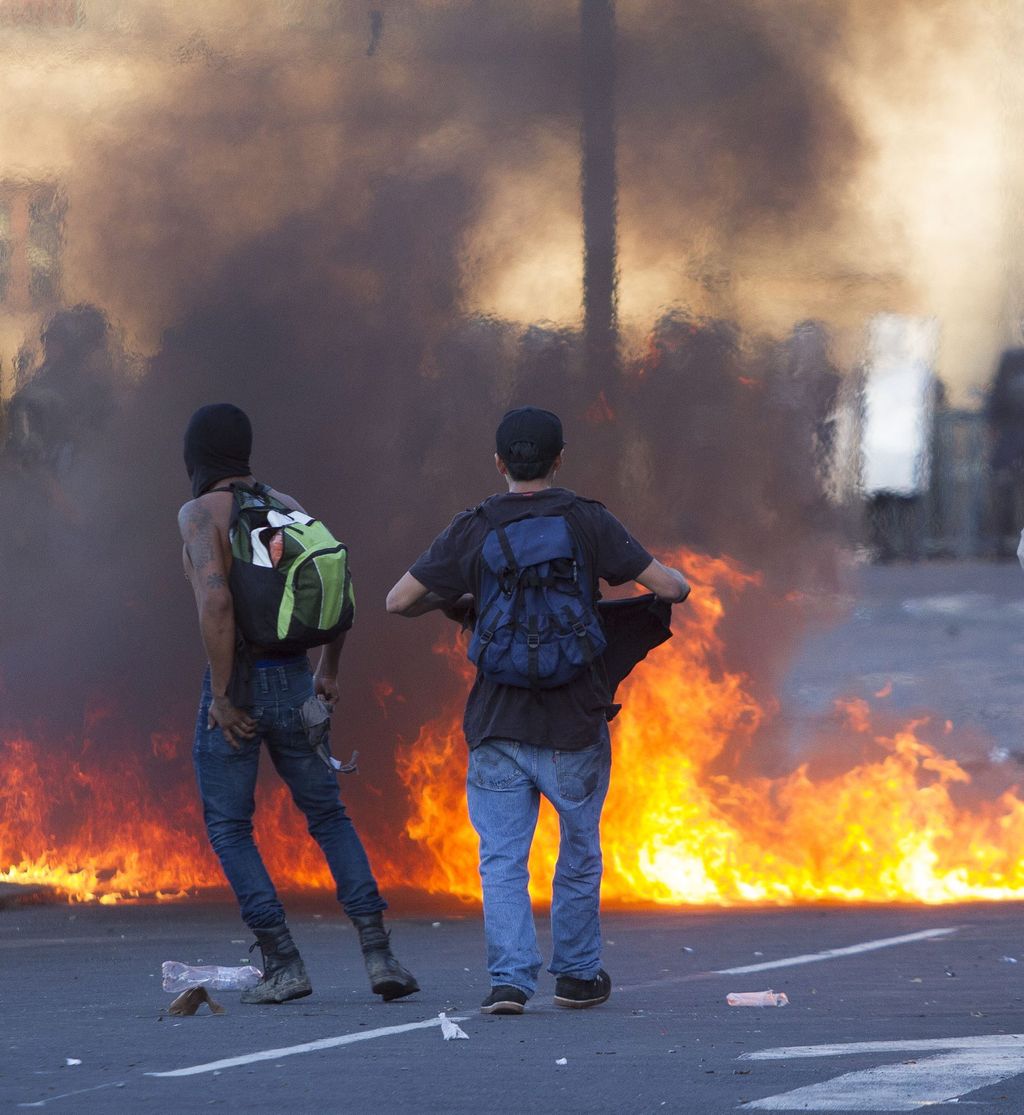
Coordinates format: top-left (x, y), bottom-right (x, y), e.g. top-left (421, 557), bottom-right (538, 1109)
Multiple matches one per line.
top-left (596, 593), bottom-right (674, 718)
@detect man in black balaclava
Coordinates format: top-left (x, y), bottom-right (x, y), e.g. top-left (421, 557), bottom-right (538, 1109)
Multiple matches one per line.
top-left (183, 401), bottom-right (253, 501)
top-left (179, 403), bottom-right (418, 1006)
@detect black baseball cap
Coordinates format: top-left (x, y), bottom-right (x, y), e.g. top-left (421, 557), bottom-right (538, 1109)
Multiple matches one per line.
top-left (495, 406), bottom-right (565, 462)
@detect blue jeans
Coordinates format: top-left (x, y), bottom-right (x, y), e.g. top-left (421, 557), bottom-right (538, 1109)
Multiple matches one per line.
top-left (193, 658), bottom-right (386, 930)
top-left (466, 724), bottom-right (611, 996)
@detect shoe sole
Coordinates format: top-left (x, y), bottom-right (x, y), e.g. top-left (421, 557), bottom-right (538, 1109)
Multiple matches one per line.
top-left (374, 979), bottom-right (421, 1002)
top-left (480, 1000), bottom-right (526, 1015)
top-left (553, 992), bottom-right (610, 1009)
top-left (241, 984), bottom-right (313, 1005)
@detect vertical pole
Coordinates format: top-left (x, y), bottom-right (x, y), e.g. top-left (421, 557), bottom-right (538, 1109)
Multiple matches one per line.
top-left (580, 0), bottom-right (618, 388)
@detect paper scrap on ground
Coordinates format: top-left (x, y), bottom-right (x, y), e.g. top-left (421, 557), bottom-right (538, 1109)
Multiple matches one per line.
top-left (727, 990), bottom-right (789, 1007)
top-left (168, 987), bottom-right (227, 1016)
top-left (65, 1058), bottom-right (81, 1066)
top-left (555, 1058), bottom-right (568, 1066)
top-left (439, 1012), bottom-right (469, 1040)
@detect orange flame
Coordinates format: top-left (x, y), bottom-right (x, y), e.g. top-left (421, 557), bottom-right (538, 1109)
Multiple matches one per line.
top-left (393, 550), bottom-right (1024, 906)
top-left (6, 549), bottom-right (1024, 907)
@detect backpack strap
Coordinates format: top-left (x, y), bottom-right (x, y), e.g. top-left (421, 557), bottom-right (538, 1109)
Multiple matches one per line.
top-left (562, 497), bottom-right (599, 606)
top-left (475, 501), bottom-right (520, 595)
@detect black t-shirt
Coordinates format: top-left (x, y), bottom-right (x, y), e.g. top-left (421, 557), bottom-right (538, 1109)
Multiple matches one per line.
top-left (409, 487), bottom-right (654, 750)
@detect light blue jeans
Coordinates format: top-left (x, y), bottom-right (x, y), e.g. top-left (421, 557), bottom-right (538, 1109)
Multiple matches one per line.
top-left (466, 724), bottom-right (611, 996)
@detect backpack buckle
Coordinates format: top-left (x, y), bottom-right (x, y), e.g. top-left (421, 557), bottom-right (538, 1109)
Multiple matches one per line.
top-left (526, 633), bottom-right (541, 649)
top-left (571, 620), bottom-right (586, 638)
top-left (480, 629), bottom-right (495, 646)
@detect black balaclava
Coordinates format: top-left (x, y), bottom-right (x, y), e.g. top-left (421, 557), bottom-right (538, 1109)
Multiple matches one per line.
top-left (183, 403), bottom-right (253, 498)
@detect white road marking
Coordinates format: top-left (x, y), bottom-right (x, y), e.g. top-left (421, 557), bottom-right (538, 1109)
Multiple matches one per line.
top-left (740, 1034), bottom-right (1024, 1111)
top-left (713, 926), bottom-right (957, 976)
top-left (625, 926), bottom-right (958, 990)
top-left (146, 1015), bottom-right (470, 1078)
top-left (17, 1081), bottom-right (127, 1107)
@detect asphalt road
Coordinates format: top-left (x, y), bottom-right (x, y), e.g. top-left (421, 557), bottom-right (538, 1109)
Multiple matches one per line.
top-left (781, 559), bottom-right (1024, 764)
top-left (3, 901), bottom-right (1024, 1112)
top-left (6, 560), bottom-right (1024, 1113)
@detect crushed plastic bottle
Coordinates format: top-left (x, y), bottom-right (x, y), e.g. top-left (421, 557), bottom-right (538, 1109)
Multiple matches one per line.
top-left (161, 961), bottom-right (262, 993)
top-left (726, 990), bottom-right (789, 1007)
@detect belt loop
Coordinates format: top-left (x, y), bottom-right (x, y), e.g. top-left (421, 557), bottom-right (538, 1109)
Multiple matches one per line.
top-left (257, 670), bottom-right (269, 696)
top-left (278, 665), bottom-right (287, 691)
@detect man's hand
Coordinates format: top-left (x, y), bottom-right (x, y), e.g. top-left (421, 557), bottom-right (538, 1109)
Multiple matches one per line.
top-left (634, 558), bottom-right (690, 604)
top-left (208, 695), bottom-right (257, 749)
top-left (440, 593), bottom-right (476, 625)
top-left (314, 673), bottom-right (340, 709)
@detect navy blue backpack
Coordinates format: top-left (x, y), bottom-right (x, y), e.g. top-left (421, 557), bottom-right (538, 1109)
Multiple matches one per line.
top-left (468, 502), bottom-right (608, 689)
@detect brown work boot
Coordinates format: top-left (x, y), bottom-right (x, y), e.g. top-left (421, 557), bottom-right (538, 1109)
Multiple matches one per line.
top-left (240, 924), bottom-right (313, 1004)
top-left (351, 913), bottom-right (420, 1001)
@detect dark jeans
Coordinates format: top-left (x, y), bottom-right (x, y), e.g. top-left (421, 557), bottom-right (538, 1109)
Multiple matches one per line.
top-left (193, 657), bottom-right (386, 930)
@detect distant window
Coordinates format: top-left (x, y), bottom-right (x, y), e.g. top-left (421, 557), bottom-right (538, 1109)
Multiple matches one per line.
top-left (27, 189), bottom-right (63, 302)
top-left (0, 182), bottom-right (65, 311)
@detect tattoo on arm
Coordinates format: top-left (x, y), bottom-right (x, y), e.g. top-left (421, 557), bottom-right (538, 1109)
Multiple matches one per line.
top-left (206, 572), bottom-right (227, 589)
top-left (180, 504), bottom-right (217, 572)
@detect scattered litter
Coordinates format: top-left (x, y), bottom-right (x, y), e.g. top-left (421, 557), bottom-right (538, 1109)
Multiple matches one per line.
top-left (555, 1058), bottom-right (567, 1066)
top-left (752, 951), bottom-right (764, 957)
top-left (438, 1012), bottom-right (468, 1041)
top-left (1002, 956), bottom-right (1018, 964)
top-left (944, 966), bottom-right (957, 978)
top-left (682, 946), bottom-right (695, 953)
top-left (168, 987), bottom-right (226, 1016)
top-left (65, 1058), bottom-right (81, 1067)
top-left (432, 922), bottom-right (442, 928)
top-left (727, 990), bottom-right (788, 1007)
top-left (162, 961), bottom-right (261, 992)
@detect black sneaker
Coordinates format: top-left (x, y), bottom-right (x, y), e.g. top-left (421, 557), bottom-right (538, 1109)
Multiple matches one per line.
top-left (553, 968), bottom-right (611, 1009)
top-left (480, 985), bottom-right (528, 1015)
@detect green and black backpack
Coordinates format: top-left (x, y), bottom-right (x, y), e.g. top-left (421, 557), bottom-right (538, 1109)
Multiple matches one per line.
top-left (220, 482), bottom-right (354, 654)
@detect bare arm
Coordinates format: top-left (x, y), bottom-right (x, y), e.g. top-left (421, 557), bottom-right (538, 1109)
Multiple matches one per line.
top-left (178, 498), bottom-right (256, 745)
top-left (313, 629), bottom-right (347, 706)
top-left (634, 558), bottom-right (690, 603)
top-left (385, 572), bottom-right (473, 620)
top-left (386, 572), bottom-right (440, 617)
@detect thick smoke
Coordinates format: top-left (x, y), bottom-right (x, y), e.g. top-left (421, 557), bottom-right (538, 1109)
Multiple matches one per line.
top-left (0, 0), bottom-right (999, 860)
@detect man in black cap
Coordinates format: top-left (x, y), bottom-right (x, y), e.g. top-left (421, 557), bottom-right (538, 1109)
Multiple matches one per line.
top-left (179, 403), bottom-right (418, 1006)
top-left (387, 406), bottom-right (688, 1015)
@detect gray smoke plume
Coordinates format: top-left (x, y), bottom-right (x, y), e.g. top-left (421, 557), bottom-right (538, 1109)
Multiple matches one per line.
top-left (0, 0), bottom-right (926, 860)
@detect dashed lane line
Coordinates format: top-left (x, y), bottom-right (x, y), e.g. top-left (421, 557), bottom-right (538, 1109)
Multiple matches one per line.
top-left (713, 926), bottom-right (958, 975)
top-left (145, 1014), bottom-right (471, 1078)
top-left (624, 926), bottom-right (959, 990)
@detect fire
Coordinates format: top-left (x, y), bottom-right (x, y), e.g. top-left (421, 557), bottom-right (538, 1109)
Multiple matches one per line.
top-left (6, 548), bottom-right (1024, 907)
top-left (393, 550), bottom-right (1024, 906)
top-left (0, 726), bottom-right (343, 903)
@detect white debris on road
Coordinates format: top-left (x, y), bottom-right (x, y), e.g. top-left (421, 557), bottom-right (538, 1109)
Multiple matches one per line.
top-left (727, 990), bottom-right (789, 1007)
top-left (439, 1013), bottom-right (469, 1040)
